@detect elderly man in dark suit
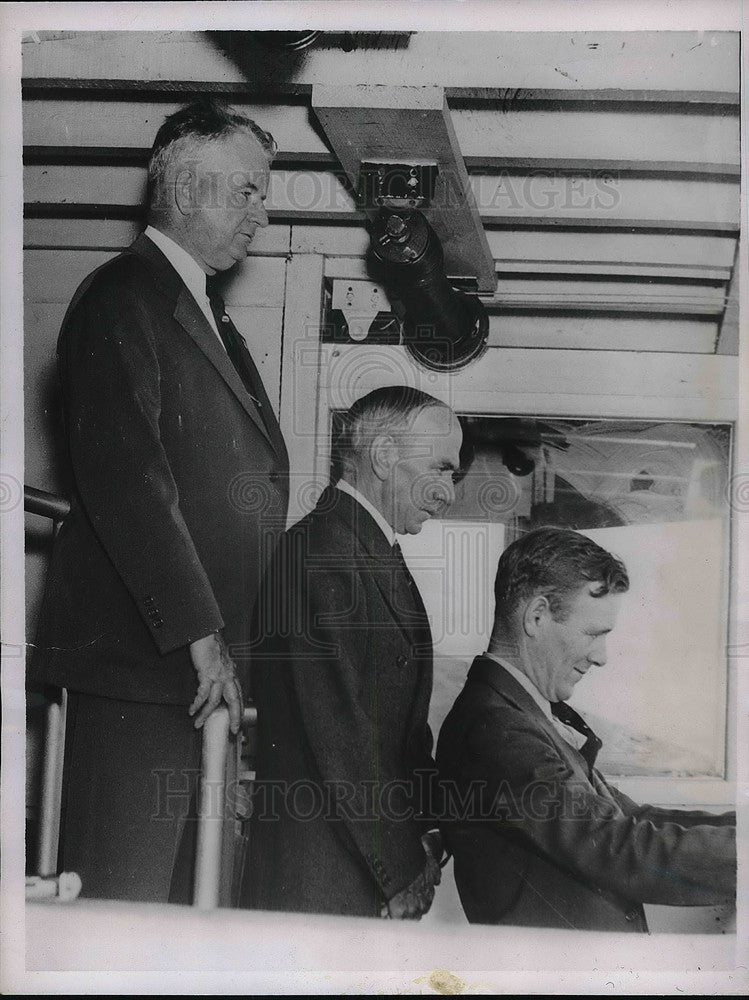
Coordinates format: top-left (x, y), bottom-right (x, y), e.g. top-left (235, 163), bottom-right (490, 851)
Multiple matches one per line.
top-left (437, 526), bottom-right (736, 931)
top-left (244, 386), bottom-right (462, 918)
top-left (30, 102), bottom-right (289, 902)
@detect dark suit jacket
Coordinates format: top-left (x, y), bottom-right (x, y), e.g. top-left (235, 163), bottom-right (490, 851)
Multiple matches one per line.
top-left (245, 487), bottom-right (437, 917)
top-left (436, 656), bottom-right (736, 931)
top-left (31, 233), bottom-right (289, 704)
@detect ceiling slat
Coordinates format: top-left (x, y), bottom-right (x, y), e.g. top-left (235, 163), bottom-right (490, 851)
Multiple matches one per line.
top-left (485, 315), bottom-right (717, 354)
top-left (22, 79), bottom-right (740, 107)
top-left (22, 146), bottom-right (740, 183)
top-left (494, 261), bottom-right (731, 281)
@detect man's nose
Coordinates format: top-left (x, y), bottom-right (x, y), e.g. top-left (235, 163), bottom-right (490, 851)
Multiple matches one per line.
top-left (251, 202), bottom-right (269, 228)
top-left (588, 638), bottom-right (607, 667)
top-left (426, 476), bottom-right (455, 510)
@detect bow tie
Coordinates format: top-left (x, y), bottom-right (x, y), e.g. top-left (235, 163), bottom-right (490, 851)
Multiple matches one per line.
top-left (550, 701), bottom-right (603, 772)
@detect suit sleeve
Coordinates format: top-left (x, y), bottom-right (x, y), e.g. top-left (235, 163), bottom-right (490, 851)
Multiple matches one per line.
top-left (457, 709), bottom-right (736, 907)
top-left (263, 533), bottom-right (428, 900)
top-left (60, 273), bottom-right (224, 654)
top-left (604, 780), bottom-right (736, 828)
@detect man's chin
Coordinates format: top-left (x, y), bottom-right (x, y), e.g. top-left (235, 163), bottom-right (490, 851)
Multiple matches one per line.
top-left (399, 523), bottom-right (421, 536)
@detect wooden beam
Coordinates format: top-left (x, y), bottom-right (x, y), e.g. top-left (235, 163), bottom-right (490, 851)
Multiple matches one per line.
top-left (464, 158), bottom-right (740, 181)
top-left (494, 261), bottom-right (731, 282)
top-left (22, 79), bottom-right (740, 109)
top-left (24, 202), bottom-right (741, 240)
top-left (482, 217), bottom-right (739, 236)
top-left (24, 203), bottom-right (143, 220)
top-left (485, 303), bottom-right (722, 317)
top-left (22, 146), bottom-right (338, 171)
top-left (445, 88), bottom-right (740, 109)
top-left (22, 78), bottom-right (315, 100)
top-left (22, 146), bottom-right (739, 182)
top-left (311, 84), bottom-right (496, 292)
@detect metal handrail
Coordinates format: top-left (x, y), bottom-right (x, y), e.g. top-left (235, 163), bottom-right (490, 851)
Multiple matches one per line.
top-left (26, 485), bottom-right (70, 878)
top-left (24, 482), bottom-right (246, 908)
top-left (24, 486), bottom-right (71, 522)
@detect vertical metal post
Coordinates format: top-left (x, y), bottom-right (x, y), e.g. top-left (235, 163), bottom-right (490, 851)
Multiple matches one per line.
top-left (193, 707), bottom-right (230, 909)
top-left (36, 689), bottom-right (67, 877)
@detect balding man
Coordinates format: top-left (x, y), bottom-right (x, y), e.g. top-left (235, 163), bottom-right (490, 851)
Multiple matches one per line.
top-left (245, 387), bottom-right (462, 918)
top-left (30, 101), bottom-right (289, 901)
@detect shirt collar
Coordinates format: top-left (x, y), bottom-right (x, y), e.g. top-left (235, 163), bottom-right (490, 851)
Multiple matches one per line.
top-left (483, 650), bottom-right (553, 721)
top-left (335, 479), bottom-right (396, 547)
top-left (144, 225), bottom-right (209, 306)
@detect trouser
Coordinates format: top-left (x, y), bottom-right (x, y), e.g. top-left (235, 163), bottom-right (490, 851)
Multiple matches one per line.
top-left (58, 690), bottom-right (202, 903)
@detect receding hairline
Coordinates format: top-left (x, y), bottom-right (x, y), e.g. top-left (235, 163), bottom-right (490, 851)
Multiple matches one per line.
top-left (152, 126), bottom-right (272, 170)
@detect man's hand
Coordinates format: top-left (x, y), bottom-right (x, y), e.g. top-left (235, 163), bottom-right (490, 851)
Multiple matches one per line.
top-left (385, 851), bottom-right (442, 920)
top-left (188, 631), bottom-right (243, 734)
top-left (421, 829), bottom-right (444, 868)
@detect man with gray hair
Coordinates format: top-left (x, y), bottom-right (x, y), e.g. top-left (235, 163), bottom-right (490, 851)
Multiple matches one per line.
top-left (437, 526), bottom-right (736, 930)
top-left (31, 101), bottom-right (289, 901)
top-left (245, 386), bottom-right (462, 918)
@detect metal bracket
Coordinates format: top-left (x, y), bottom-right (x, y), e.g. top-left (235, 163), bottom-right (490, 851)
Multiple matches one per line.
top-left (358, 160), bottom-right (439, 211)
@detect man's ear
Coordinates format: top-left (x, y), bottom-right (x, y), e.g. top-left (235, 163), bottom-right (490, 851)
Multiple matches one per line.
top-left (522, 594), bottom-right (550, 638)
top-left (370, 434), bottom-right (397, 482)
top-left (174, 169), bottom-right (196, 217)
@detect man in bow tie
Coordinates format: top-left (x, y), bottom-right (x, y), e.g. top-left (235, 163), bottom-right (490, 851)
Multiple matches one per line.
top-left (245, 386), bottom-right (462, 918)
top-left (30, 101), bottom-right (289, 901)
top-left (436, 526), bottom-right (736, 931)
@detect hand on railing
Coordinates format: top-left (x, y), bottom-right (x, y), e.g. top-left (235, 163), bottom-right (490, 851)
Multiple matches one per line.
top-left (188, 631), bottom-right (243, 734)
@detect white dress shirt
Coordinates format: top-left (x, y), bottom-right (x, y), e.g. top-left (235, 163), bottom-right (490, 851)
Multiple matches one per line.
top-left (335, 479), bottom-right (396, 547)
top-left (483, 651), bottom-right (587, 752)
top-left (144, 225), bottom-right (225, 347)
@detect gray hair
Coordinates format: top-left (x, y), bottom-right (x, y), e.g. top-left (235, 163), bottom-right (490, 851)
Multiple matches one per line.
top-left (147, 100), bottom-right (276, 210)
top-left (331, 386), bottom-right (450, 482)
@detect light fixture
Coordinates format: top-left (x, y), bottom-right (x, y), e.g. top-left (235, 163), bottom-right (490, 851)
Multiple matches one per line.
top-left (370, 209), bottom-right (489, 372)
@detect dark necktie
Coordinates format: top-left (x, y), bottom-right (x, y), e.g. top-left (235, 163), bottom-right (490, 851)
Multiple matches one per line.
top-left (392, 541), bottom-right (416, 590)
top-left (391, 541), bottom-right (431, 644)
top-left (550, 700), bottom-right (603, 772)
top-left (206, 278), bottom-right (267, 422)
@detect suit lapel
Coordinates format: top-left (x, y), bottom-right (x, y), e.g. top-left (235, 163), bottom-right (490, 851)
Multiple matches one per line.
top-left (172, 289), bottom-right (271, 443)
top-left (314, 488), bottom-right (434, 754)
top-left (228, 313), bottom-right (288, 462)
top-left (128, 233), bottom-right (281, 453)
top-left (321, 487), bottom-right (431, 651)
top-left (469, 656), bottom-right (593, 778)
